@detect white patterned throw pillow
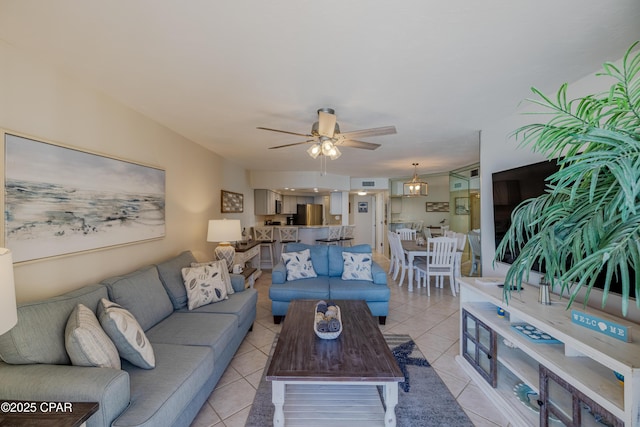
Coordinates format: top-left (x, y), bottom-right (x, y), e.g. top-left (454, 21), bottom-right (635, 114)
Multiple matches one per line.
top-left (65, 303), bottom-right (121, 369)
top-left (97, 298), bottom-right (155, 369)
top-left (341, 252), bottom-right (373, 281)
top-left (282, 249), bottom-right (317, 280)
top-left (182, 264), bottom-right (229, 310)
top-left (191, 260), bottom-right (234, 295)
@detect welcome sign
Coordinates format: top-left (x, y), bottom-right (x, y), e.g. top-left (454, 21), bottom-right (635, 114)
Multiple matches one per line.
top-left (571, 310), bottom-right (632, 342)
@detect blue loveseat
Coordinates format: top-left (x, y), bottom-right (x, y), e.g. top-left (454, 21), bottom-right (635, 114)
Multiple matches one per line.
top-left (0, 250), bottom-right (257, 427)
top-left (270, 243), bottom-right (390, 324)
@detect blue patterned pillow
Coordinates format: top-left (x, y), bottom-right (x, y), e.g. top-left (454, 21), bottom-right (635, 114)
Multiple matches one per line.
top-left (181, 264), bottom-right (228, 310)
top-left (341, 252), bottom-right (373, 281)
top-left (282, 249), bottom-right (317, 280)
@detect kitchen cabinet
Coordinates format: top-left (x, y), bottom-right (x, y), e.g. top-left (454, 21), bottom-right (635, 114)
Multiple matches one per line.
top-left (457, 277), bottom-right (637, 426)
top-left (330, 192), bottom-right (342, 215)
top-left (254, 189), bottom-right (281, 215)
top-left (282, 196), bottom-right (297, 214)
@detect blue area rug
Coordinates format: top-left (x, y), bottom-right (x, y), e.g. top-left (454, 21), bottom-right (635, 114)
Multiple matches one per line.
top-left (245, 333), bottom-right (473, 426)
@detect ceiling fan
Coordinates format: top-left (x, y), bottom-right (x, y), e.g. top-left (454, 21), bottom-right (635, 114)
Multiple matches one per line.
top-left (257, 108), bottom-right (396, 159)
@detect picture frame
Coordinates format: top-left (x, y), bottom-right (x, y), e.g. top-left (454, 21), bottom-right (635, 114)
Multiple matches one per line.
top-left (455, 197), bottom-right (470, 215)
top-left (221, 190), bottom-right (244, 213)
top-left (3, 130), bottom-right (165, 263)
top-left (426, 202), bottom-right (449, 212)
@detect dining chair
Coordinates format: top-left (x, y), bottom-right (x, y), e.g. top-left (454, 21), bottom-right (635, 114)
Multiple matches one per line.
top-left (396, 228), bottom-right (416, 241)
top-left (387, 230), bottom-right (397, 276)
top-left (423, 228), bottom-right (432, 239)
top-left (254, 226), bottom-right (276, 268)
top-left (339, 225), bottom-right (355, 246)
top-left (315, 225), bottom-right (342, 245)
top-left (388, 232), bottom-right (411, 287)
top-left (468, 230), bottom-right (481, 276)
top-left (278, 227), bottom-right (299, 259)
top-left (415, 237), bottom-right (458, 296)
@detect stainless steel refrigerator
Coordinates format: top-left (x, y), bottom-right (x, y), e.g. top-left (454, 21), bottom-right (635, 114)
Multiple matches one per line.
top-left (295, 204), bottom-right (323, 226)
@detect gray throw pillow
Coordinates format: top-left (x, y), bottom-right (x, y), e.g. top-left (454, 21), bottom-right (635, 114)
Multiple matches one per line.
top-left (97, 298), bottom-right (155, 369)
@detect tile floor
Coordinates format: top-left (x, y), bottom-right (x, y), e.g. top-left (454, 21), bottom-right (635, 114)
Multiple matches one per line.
top-left (190, 254), bottom-right (511, 427)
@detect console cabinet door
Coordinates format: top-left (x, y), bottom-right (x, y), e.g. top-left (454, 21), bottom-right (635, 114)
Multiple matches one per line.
top-left (539, 365), bottom-right (623, 427)
top-left (462, 309), bottom-right (497, 387)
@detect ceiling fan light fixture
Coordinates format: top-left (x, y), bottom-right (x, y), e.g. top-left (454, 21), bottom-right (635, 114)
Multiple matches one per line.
top-left (320, 137), bottom-right (334, 155)
top-left (328, 146), bottom-right (341, 160)
top-left (307, 144), bottom-right (321, 159)
top-left (404, 163), bottom-right (428, 197)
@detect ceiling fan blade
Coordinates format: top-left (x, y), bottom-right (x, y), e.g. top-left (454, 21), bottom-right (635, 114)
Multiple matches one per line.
top-left (268, 140), bottom-right (315, 149)
top-left (257, 127), bottom-right (312, 138)
top-left (339, 139), bottom-right (381, 150)
top-left (317, 110), bottom-right (337, 137)
top-left (339, 126), bottom-right (397, 140)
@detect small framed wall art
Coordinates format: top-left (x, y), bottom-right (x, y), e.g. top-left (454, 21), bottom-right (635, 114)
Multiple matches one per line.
top-left (221, 190), bottom-right (244, 213)
top-left (426, 202), bottom-right (449, 212)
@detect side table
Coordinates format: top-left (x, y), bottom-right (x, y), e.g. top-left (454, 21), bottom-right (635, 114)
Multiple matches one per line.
top-left (233, 241), bottom-right (261, 288)
top-left (0, 401), bottom-right (98, 427)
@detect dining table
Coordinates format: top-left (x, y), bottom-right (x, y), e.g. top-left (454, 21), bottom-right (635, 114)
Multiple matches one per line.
top-left (401, 239), bottom-right (462, 292)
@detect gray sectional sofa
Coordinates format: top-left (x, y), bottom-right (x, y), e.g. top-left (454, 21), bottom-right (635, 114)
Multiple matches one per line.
top-left (270, 243), bottom-right (390, 324)
top-left (0, 250), bottom-right (258, 427)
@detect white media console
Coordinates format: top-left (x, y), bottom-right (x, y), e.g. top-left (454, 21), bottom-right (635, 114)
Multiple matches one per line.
top-left (457, 277), bottom-right (640, 426)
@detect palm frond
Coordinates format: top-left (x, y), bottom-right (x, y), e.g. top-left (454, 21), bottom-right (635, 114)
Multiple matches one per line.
top-left (497, 42), bottom-right (640, 315)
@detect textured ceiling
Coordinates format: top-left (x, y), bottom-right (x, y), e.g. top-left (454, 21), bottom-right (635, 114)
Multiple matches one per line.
top-left (1, 1), bottom-right (639, 181)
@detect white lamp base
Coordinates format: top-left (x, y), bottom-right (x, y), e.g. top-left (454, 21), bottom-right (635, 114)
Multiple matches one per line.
top-left (214, 243), bottom-right (236, 272)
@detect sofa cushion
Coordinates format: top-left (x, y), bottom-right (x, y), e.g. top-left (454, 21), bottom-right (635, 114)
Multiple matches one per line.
top-left (328, 244), bottom-right (373, 277)
top-left (103, 265), bottom-right (174, 332)
top-left (269, 277), bottom-right (331, 302)
top-left (145, 313), bottom-right (238, 361)
top-left (283, 243), bottom-right (329, 276)
top-left (97, 298), bottom-right (155, 369)
top-left (341, 252), bottom-right (373, 281)
top-left (0, 284), bottom-right (108, 365)
top-left (191, 259), bottom-right (234, 295)
top-left (178, 288), bottom-right (258, 321)
top-left (155, 250), bottom-right (198, 310)
top-left (328, 278), bottom-right (391, 301)
top-left (181, 264), bottom-right (228, 310)
top-left (113, 343), bottom-right (213, 427)
top-left (282, 249), bottom-right (317, 280)
top-left (65, 303), bottom-right (121, 369)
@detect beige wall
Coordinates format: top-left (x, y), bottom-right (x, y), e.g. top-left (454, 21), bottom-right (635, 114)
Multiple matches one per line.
top-left (0, 41), bottom-right (253, 303)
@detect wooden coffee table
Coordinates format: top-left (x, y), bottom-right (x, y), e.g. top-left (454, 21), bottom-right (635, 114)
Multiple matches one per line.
top-left (266, 300), bottom-right (404, 427)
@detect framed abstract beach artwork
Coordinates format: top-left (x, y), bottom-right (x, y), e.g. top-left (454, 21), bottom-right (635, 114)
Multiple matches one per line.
top-left (2, 131), bottom-right (166, 263)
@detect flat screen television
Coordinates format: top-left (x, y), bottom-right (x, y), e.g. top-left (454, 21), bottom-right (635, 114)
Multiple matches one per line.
top-left (492, 160), bottom-right (635, 298)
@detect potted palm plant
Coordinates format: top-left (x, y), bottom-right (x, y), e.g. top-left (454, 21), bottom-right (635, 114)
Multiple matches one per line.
top-left (496, 41), bottom-right (640, 316)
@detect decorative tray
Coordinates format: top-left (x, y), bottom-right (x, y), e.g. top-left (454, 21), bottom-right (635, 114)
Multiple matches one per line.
top-left (314, 301), bottom-right (342, 339)
top-left (511, 323), bottom-right (561, 344)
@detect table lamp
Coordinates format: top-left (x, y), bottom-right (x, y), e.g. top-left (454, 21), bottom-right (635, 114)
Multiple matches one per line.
top-left (0, 248), bottom-right (17, 335)
top-left (207, 219), bottom-right (242, 271)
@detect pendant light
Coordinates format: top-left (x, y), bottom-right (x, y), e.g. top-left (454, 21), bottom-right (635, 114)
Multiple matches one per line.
top-left (403, 163), bottom-right (428, 197)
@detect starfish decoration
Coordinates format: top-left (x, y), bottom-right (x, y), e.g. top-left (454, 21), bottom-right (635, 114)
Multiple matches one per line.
top-left (391, 340), bottom-right (430, 392)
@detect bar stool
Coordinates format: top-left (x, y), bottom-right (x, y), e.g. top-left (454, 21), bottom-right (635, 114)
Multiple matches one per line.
top-left (339, 225), bottom-right (355, 246)
top-left (315, 226), bottom-right (342, 245)
top-left (254, 226), bottom-right (276, 268)
top-left (278, 227), bottom-right (299, 259)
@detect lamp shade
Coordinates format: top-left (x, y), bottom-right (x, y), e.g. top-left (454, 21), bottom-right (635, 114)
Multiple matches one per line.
top-left (0, 248), bottom-right (17, 335)
top-left (207, 219), bottom-right (242, 243)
